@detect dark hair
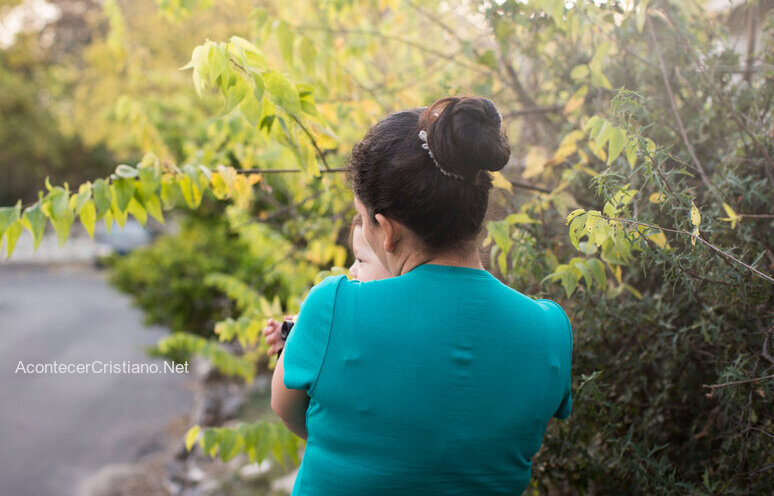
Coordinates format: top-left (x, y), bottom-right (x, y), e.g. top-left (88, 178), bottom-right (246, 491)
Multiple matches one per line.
top-left (348, 96), bottom-right (510, 251)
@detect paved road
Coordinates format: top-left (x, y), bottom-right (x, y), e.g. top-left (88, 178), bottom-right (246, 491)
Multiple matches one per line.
top-left (0, 265), bottom-right (195, 496)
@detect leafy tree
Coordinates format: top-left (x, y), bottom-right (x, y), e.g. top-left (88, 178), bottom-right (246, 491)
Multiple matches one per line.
top-left (1, 0), bottom-right (772, 493)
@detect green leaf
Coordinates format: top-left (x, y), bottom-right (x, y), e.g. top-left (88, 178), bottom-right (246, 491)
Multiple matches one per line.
top-left (127, 197), bottom-right (147, 227)
top-left (144, 194), bottom-right (164, 224)
top-left (497, 251), bottom-right (508, 275)
top-left (112, 178), bottom-right (135, 212)
top-left (475, 49), bottom-right (499, 70)
top-left (593, 120), bottom-right (613, 148)
top-left (208, 42), bottom-right (229, 89)
top-left (573, 259), bottom-right (593, 291)
top-left (218, 428), bottom-right (240, 462)
top-left (200, 428), bottom-right (218, 457)
top-left (180, 165), bottom-right (205, 208)
top-left (299, 37), bottom-right (317, 74)
top-left (47, 188), bottom-right (70, 219)
top-left (79, 200), bottom-right (97, 238)
top-left (70, 183), bottom-right (92, 215)
top-left (110, 191), bottom-right (128, 228)
top-left (51, 213), bottom-right (74, 247)
top-left (560, 266), bottom-right (579, 297)
top-left (607, 127), bottom-right (625, 165)
top-left (228, 36), bottom-right (268, 72)
top-left (92, 179), bottom-right (112, 219)
top-left (277, 20), bottom-right (295, 65)
top-left (570, 64), bottom-right (589, 81)
top-left (224, 78), bottom-right (249, 114)
top-left (21, 202), bottom-right (47, 250)
top-left (587, 258), bottom-right (607, 290)
top-left (566, 208), bottom-right (586, 225)
top-left (583, 115), bottom-right (602, 135)
top-left (0, 201), bottom-right (21, 239)
top-left (264, 70), bottom-right (302, 117)
top-left (625, 138), bottom-right (638, 169)
top-left (103, 209), bottom-right (114, 235)
top-left (487, 220), bottom-right (512, 253)
top-left (568, 213), bottom-right (588, 250)
top-left (239, 91), bottom-right (263, 126)
top-left (4, 219), bottom-right (23, 258)
top-left (137, 165), bottom-right (161, 203)
top-left (505, 212), bottom-right (539, 225)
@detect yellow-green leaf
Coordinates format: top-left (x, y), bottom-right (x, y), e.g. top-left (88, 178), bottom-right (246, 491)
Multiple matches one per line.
top-left (570, 64), bottom-right (589, 81)
top-left (185, 425), bottom-right (201, 452)
top-left (264, 70), bottom-right (301, 117)
top-left (21, 202), bottom-right (46, 250)
top-left (505, 212), bottom-right (539, 224)
top-left (4, 219), bottom-right (23, 258)
top-left (127, 197), bottom-right (147, 227)
top-left (299, 37), bottom-right (317, 74)
top-left (112, 178), bottom-right (135, 212)
top-left (719, 202), bottom-right (739, 229)
top-left (0, 201), bottom-right (21, 239)
top-left (145, 194), bottom-right (164, 224)
top-left (79, 200), bottom-right (97, 238)
top-left (607, 127), bottom-right (625, 165)
top-left (277, 20), bottom-right (295, 65)
top-left (690, 201), bottom-right (701, 227)
top-left (491, 172), bottom-right (512, 193)
top-left (93, 179), bottom-right (112, 219)
top-left (649, 192), bottom-right (665, 203)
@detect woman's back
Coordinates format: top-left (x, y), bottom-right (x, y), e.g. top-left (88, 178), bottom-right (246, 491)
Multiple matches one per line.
top-left (283, 263), bottom-right (573, 495)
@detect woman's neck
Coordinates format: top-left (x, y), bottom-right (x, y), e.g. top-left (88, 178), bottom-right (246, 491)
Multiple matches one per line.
top-left (396, 246), bottom-right (484, 276)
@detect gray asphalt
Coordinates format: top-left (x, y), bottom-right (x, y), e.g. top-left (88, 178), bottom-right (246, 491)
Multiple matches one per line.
top-left (0, 265), bottom-right (195, 496)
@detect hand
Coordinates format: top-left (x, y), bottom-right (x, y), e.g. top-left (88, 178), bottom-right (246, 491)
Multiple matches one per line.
top-left (263, 317), bottom-right (291, 356)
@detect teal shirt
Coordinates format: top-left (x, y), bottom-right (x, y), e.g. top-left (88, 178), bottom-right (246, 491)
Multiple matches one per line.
top-left (282, 264), bottom-right (572, 495)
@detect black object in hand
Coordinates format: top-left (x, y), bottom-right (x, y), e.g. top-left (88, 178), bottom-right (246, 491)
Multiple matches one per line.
top-left (281, 320), bottom-right (294, 340)
top-left (277, 320), bottom-right (294, 357)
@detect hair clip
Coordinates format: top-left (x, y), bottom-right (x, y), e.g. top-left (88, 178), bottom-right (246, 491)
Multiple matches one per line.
top-left (417, 130), bottom-right (465, 181)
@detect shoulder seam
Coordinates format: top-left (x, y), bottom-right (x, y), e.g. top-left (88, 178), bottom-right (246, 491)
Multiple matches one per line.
top-left (307, 275), bottom-right (346, 396)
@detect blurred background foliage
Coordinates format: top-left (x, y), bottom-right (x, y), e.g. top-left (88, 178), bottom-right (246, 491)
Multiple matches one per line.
top-left (1, 0), bottom-right (772, 494)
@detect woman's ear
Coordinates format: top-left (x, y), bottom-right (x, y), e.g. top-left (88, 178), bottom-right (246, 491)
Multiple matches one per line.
top-left (374, 213), bottom-right (400, 252)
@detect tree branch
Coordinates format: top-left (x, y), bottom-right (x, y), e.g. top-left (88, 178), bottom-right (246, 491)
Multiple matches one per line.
top-left (703, 374), bottom-right (774, 391)
top-left (587, 212), bottom-right (774, 284)
top-left (646, 17), bottom-right (713, 193)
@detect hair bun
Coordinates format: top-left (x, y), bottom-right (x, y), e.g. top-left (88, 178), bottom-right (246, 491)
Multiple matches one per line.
top-left (419, 96), bottom-right (510, 179)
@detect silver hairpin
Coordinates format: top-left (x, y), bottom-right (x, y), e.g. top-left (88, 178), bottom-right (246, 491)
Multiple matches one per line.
top-left (417, 130), bottom-right (465, 180)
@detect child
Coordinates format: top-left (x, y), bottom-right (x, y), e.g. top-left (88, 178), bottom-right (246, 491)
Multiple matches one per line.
top-left (263, 215), bottom-right (390, 355)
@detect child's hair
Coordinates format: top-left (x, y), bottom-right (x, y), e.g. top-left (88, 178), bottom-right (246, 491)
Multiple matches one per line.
top-left (348, 214), bottom-right (363, 251)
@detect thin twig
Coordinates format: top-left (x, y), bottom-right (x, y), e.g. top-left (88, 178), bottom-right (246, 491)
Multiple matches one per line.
top-left (287, 113), bottom-right (331, 170)
top-left (655, 9), bottom-right (774, 188)
top-left (646, 17), bottom-right (713, 193)
top-left (237, 167), bottom-right (348, 174)
top-left (703, 373), bottom-right (774, 390)
top-left (503, 104), bottom-right (565, 118)
top-left (586, 212), bottom-right (774, 284)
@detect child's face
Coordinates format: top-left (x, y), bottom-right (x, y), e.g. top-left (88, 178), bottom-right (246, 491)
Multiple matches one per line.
top-left (349, 225), bottom-right (391, 282)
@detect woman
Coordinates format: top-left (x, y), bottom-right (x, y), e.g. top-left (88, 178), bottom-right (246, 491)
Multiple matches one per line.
top-left (271, 96), bottom-right (573, 495)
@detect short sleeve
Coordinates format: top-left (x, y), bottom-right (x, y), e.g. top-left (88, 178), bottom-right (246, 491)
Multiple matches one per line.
top-left (282, 275), bottom-right (345, 393)
top-left (537, 299), bottom-right (573, 420)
